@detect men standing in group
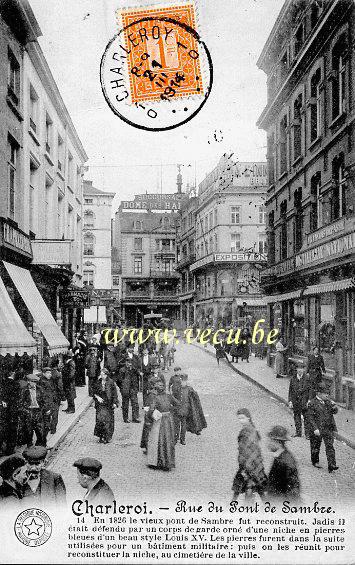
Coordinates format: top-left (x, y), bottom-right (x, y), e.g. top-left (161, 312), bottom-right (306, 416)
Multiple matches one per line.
top-left (288, 365), bottom-right (311, 438)
top-left (266, 425), bottom-right (301, 503)
top-left (22, 446), bottom-right (66, 506)
top-left (308, 382), bottom-right (339, 473)
top-left (119, 358), bottom-right (140, 423)
top-left (62, 350), bottom-right (76, 414)
top-left (74, 457), bottom-right (115, 504)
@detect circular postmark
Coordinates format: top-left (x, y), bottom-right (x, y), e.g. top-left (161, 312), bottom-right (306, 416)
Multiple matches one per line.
top-left (14, 508), bottom-right (52, 547)
top-left (100, 15), bottom-right (213, 131)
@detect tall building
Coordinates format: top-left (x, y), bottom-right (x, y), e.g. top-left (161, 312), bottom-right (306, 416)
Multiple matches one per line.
top-left (187, 156), bottom-right (268, 327)
top-left (114, 193), bottom-right (182, 325)
top-left (257, 0), bottom-right (355, 405)
top-left (83, 180), bottom-right (115, 289)
top-left (0, 0), bottom-right (88, 365)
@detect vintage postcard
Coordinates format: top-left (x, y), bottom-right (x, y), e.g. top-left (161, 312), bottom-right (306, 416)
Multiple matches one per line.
top-left (0, 0), bottom-right (354, 564)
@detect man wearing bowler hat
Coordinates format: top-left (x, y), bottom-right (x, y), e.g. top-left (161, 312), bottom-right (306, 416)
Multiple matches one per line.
top-left (307, 381), bottom-right (339, 473)
top-left (22, 446), bottom-right (66, 505)
top-left (267, 425), bottom-right (301, 503)
top-left (73, 457), bottom-right (115, 504)
top-left (0, 454), bottom-right (27, 504)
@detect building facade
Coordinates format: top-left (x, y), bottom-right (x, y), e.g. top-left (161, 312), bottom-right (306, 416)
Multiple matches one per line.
top-left (257, 0), bottom-right (355, 406)
top-left (114, 195), bottom-right (181, 325)
top-left (0, 0), bottom-right (88, 367)
top-left (83, 180), bottom-right (115, 289)
top-left (185, 157), bottom-right (268, 327)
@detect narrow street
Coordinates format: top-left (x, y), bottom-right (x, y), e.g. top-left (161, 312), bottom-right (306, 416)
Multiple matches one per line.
top-left (47, 343), bottom-right (355, 507)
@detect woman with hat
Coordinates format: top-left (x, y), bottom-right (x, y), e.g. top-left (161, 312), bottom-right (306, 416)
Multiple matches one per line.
top-left (145, 380), bottom-right (179, 471)
top-left (232, 409), bottom-right (267, 502)
top-left (266, 425), bottom-right (301, 503)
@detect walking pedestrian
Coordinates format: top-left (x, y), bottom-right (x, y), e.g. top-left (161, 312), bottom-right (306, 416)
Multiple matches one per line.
top-left (73, 331), bottom-right (88, 387)
top-left (275, 338), bottom-right (288, 379)
top-left (307, 381), bottom-right (339, 473)
top-left (146, 381), bottom-right (179, 471)
top-left (266, 425), bottom-right (301, 503)
top-left (214, 341), bottom-right (226, 365)
top-left (306, 346), bottom-right (325, 397)
top-left (239, 328), bottom-right (251, 362)
top-left (22, 446), bottom-right (66, 506)
top-left (93, 368), bottom-right (119, 444)
top-left (288, 366), bottom-right (311, 438)
top-left (62, 351), bottom-right (76, 414)
top-left (74, 457), bottom-right (115, 504)
top-left (232, 408), bottom-right (267, 501)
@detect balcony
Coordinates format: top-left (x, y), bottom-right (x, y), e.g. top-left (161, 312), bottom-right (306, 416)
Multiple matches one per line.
top-left (150, 269), bottom-right (179, 278)
top-left (32, 239), bottom-right (73, 269)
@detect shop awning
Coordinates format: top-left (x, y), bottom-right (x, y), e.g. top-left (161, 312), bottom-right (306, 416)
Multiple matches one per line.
top-left (303, 278), bottom-right (354, 296)
top-left (234, 297), bottom-right (267, 306)
top-left (4, 261), bottom-right (69, 355)
top-left (264, 290), bottom-right (303, 303)
top-left (0, 276), bottom-right (37, 356)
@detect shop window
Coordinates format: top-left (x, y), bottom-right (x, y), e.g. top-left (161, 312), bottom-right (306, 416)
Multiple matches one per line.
top-left (7, 136), bottom-right (17, 220)
top-left (330, 156), bottom-right (347, 222)
top-left (294, 188), bottom-right (303, 252)
top-left (310, 69), bottom-right (321, 142)
top-left (231, 233), bottom-right (240, 253)
top-left (134, 256), bottom-right (142, 274)
top-left (293, 300), bottom-right (306, 356)
top-left (267, 132), bottom-right (275, 184)
top-left (310, 172), bottom-right (322, 231)
top-left (280, 200), bottom-right (288, 260)
top-left (293, 94), bottom-right (302, 160)
top-left (332, 35), bottom-right (347, 120)
top-left (279, 115), bottom-right (288, 175)
top-left (231, 206), bottom-right (241, 224)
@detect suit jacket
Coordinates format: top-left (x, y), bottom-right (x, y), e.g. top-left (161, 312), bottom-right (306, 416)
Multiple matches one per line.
top-left (267, 448), bottom-right (301, 502)
top-left (288, 375), bottom-right (311, 408)
top-left (20, 386), bottom-right (45, 413)
top-left (86, 478), bottom-right (115, 505)
top-left (306, 354), bottom-right (325, 379)
top-left (22, 469), bottom-right (66, 506)
top-left (119, 365), bottom-right (140, 395)
top-left (307, 397), bottom-right (338, 435)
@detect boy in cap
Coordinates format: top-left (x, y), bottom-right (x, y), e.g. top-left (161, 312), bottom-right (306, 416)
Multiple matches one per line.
top-left (267, 425), bottom-right (301, 503)
top-left (22, 446), bottom-right (66, 505)
top-left (74, 457), bottom-right (115, 504)
top-left (0, 454), bottom-right (27, 504)
top-left (20, 373), bottom-right (47, 447)
top-left (307, 381), bottom-right (339, 472)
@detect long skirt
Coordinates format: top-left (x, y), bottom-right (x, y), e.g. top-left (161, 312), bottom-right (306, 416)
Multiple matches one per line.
top-left (140, 414), bottom-right (151, 449)
top-left (94, 405), bottom-right (115, 441)
top-left (275, 351), bottom-right (285, 376)
top-left (147, 412), bottom-right (175, 470)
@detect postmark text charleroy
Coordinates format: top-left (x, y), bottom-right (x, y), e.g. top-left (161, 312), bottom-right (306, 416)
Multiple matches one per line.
top-left (100, 3), bottom-right (213, 131)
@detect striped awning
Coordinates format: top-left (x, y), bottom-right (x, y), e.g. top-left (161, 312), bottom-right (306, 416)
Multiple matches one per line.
top-left (264, 289), bottom-right (303, 303)
top-left (303, 278), bottom-right (354, 296)
top-left (0, 275), bottom-right (37, 356)
top-left (4, 261), bottom-right (69, 355)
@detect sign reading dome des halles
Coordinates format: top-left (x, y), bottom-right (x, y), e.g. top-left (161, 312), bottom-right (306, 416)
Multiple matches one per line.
top-left (119, 193), bottom-right (185, 211)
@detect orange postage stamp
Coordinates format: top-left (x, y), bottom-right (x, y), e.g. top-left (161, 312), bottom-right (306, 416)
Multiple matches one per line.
top-left (117, 3), bottom-right (204, 104)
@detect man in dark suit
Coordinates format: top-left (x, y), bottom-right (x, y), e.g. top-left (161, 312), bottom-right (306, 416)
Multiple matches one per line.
top-left (74, 457), bottom-right (115, 504)
top-left (62, 351), bottom-right (76, 413)
top-left (20, 373), bottom-right (48, 447)
top-left (267, 425), bottom-right (301, 503)
top-left (307, 381), bottom-right (338, 473)
top-left (288, 366), bottom-right (311, 438)
top-left (22, 446), bottom-right (66, 505)
top-left (118, 358), bottom-right (140, 423)
top-left (306, 346), bottom-right (325, 397)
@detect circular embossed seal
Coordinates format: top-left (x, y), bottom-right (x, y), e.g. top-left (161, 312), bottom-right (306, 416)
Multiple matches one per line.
top-left (100, 11), bottom-right (213, 131)
top-left (14, 508), bottom-right (52, 547)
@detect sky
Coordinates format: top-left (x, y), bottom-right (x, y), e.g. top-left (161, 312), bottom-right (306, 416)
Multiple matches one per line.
top-left (29, 0), bottom-right (284, 212)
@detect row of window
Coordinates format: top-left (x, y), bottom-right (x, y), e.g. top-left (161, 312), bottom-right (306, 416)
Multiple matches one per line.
top-left (268, 33), bottom-right (349, 183)
top-left (128, 217), bottom-right (173, 231)
top-left (131, 257), bottom-right (175, 275)
top-left (194, 233), bottom-right (267, 257)
top-left (194, 205), bottom-right (265, 235)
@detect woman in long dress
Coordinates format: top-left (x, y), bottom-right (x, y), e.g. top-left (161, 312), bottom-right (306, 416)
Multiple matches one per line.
top-left (275, 338), bottom-right (288, 379)
top-left (232, 408), bottom-right (267, 501)
top-left (93, 368), bottom-right (119, 443)
top-left (146, 380), bottom-right (179, 471)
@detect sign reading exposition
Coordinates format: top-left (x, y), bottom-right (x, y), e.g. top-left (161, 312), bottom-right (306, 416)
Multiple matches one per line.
top-left (120, 193), bottom-right (183, 210)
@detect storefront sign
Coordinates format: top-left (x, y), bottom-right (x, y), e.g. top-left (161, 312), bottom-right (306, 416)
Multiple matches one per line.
top-left (120, 193), bottom-right (182, 210)
top-left (262, 257), bottom-right (295, 278)
top-left (91, 289), bottom-right (120, 303)
top-left (60, 288), bottom-right (90, 308)
top-left (306, 218), bottom-right (346, 246)
top-left (296, 232), bottom-right (355, 269)
top-left (215, 252), bottom-right (267, 263)
top-left (0, 218), bottom-right (32, 258)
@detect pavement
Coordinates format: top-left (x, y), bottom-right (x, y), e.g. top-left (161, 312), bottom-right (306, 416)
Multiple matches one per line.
top-left (192, 340), bottom-right (355, 450)
top-left (47, 342), bottom-right (355, 507)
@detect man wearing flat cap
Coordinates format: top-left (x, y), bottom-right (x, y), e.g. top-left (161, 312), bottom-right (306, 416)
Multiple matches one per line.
top-left (74, 458), bottom-right (115, 504)
top-left (22, 446), bottom-right (66, 506)
top-left (266, 425), bottom-right (301, 503)
top-left (20, 373), bottom-right (47, 447)
top-left (307, 381), bottom-right (339, 473)
top-left (0, 455), bottom-right (27, 505)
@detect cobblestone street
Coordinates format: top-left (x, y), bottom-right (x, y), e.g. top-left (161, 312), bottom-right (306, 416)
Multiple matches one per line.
top-left (48, 344), bottom-right (355, 508)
